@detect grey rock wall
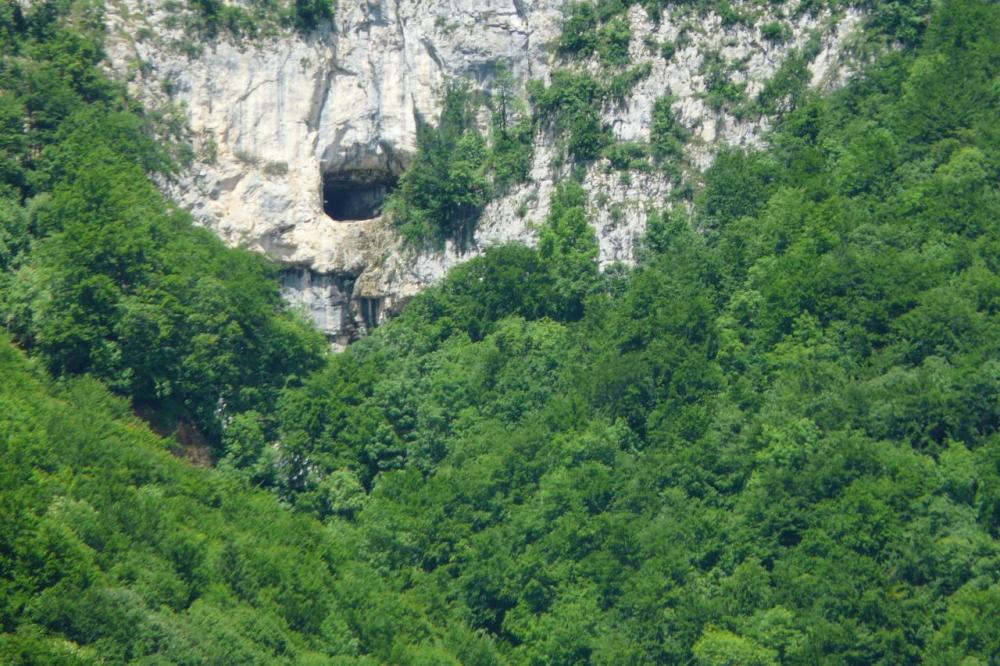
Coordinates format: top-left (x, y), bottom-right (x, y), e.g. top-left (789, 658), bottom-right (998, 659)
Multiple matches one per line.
top-left (103, 0), bottom-right (863, 340)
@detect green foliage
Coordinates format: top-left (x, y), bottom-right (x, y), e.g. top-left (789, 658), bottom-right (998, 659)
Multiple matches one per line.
top-left (291, 0), bottom-right (333, 31)
top-left (4, 1), bottom-right (1000, 664)
top-left (864, 0), bottom-right (933, 45)
top-left (0, 0), bottom-right (327, 443)
top-left (649, 93), bottom-right (689, 163)
top-left (545, 0), bottom-right (937, 166)
top-left (529, 70), bottom-right (611, 162)
top-left (556, 0), bottom-right (938, 69)
top-left (0, 198), bottom-right (28, 271)
top-left (600, 140), bottom-right (649, 171)
top-left (744, 34), bottom-right (823, 118)
top-left (699, 146), bottom-right (776, 223)
top-left (240, 3), bottom-right (1000, 664)
top-left (387, 75), bottom-right (535, 247)
top-left (693, 629), bottom-right (777, 666)
top-left (487, 65), bottom-right (534, 192)
top-left (760, 20), bottom-right (791, 43)
top-left (182, 0), bottom-right (334, 38)
top-left (0, 338), bottom-right (483, 662)
top-left (558, 2), bottom-right (599, 57)
top-left (386, 84), bottom-right (489, 248)
top-left (659, 38), bottom-right (676, 59)
top-left (538, 182), bottom-right (600, 320)
top-left (702, 49), bottom-right (747, 111)
top-left (596, 15), bottom-right (632, 66)
top-left (557, 2), bottom-right (633, 67)
top-left (605, 61), bottom-right (652, 102)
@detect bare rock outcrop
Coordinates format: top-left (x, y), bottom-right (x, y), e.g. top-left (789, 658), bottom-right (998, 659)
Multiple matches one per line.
top-left (103, 0), bottom-right (863, 342)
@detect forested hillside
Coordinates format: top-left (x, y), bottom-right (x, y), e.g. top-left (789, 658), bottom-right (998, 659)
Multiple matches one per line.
top-left (4, 0), bottom-right (1000, 663)
top-left (0, 0), bottom-right (327, 442)
top-left (0, 338), bottom-right (501, 663)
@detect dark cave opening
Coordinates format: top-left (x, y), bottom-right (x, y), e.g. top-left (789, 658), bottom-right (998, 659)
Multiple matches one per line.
top-left (322, 173), bottom-right (397, 221)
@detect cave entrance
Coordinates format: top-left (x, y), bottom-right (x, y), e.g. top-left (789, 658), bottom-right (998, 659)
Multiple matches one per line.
top-left (322, 172), bottom-right (397, 221)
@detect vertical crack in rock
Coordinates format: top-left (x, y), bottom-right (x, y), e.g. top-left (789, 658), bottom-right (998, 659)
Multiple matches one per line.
top-left (511, 0), bottom-right (527, 22)
top-left (420, 37), bottom-right (445, 73)
top-left (357, 296), bottom-right (383, 332)
top-left (280, 267), bottom-right (388, 348)
top-left (307, 54), bottom-right (340, 133)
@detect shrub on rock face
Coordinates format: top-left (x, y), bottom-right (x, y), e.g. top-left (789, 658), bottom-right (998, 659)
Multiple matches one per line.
top-left (558, 2), bottom-right (599, 58)
top-left (761, 20), bottom-right (790, 43)
top-left (385, 84), bottom-right (489, 249)
top-left (385, 65), bottom-right (535, 247)
top-left (529, 70), bottom-right (611, 162)
top-left (292, 0), bottom-right (333, 31)
top-left (650, 94), bottom-right (689, 163)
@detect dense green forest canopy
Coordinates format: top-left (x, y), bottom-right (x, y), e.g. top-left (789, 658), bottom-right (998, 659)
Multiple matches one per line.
top-left (4, 0), bottom-right (1000, 663)
top-left (0, 0), bottom-right (327, 442)
top-left (0, 338), bottom-right (500, 663)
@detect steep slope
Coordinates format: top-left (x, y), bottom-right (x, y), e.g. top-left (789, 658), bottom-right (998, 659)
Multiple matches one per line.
top-left (0, 336), bottom-right (501, 663)
top-left (0, 0), bottom-right (329, 442)
top-left (104, 0), bottom-right (865, 343)
top-left (4, 0), bottom-right (1000, 663)
top-left (222, 0), bottom-right (1000, 661)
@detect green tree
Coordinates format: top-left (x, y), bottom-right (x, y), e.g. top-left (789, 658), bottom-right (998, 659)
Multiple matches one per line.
top-left (538, 181), bottom-right (599, 320)
top-left (387, 84), bottom-right (488, 247)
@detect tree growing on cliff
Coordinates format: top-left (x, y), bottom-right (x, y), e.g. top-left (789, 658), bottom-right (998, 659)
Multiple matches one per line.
top-left (385, 83), bottom-right (489, 249)
top-left (291, 0), bottom-right (333, 31)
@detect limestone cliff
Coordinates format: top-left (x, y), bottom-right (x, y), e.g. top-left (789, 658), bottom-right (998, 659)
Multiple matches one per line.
top-left (103, 0), bottom-right (864, 345)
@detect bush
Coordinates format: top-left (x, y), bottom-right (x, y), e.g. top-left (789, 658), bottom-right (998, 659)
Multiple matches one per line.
top-left (558, 2), bottom-right (599, 57)
top-left (761, 20), bottom-right (790, 43)
top-left (602, 141), bottom-right (649, 170)
top-left (606, 62), bottom-right (652, 102)
top-left (530, 70), bottom-right (611, 162)
top-left (702, 50), bottom-right (747, 110)
top-left (183, 0), bottom-right (334, 38)
top-left (385, 85), bottom-right (489, 248)
top-left (291, 0), bottom-right (333, 31)
top-left (263, 160), bottom-right (289, 175)
top-left (558, 1), bottom-right (632, 66)
top-left (753, 48), bottom-right (811, 115)
top-left (597, 16), bottom-right (632, 66)
top-left (660, 39), bottom-right (676, 59)
top-left (650, 94), bottom-right (689, 163)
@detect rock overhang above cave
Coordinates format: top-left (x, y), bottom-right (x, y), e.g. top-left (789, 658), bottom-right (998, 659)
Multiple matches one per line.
top-left (318, 143), bottom-right (407, 221)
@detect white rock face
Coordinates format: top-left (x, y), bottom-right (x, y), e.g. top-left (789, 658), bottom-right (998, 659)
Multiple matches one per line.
top-left (103, 0), bottom-right (863, 340)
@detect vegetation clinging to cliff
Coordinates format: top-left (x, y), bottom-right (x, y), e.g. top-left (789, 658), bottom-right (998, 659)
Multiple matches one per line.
top-left (179, 0), bottom-right (334, 39)
top-left (386, 77), bottom-right (534, 249)
top-left (231, 2), bottom-right (1000, 662)
top-left (4, 0), bottom-right (1000, 663)
top-left (0, 0), bottom-right (327, 442)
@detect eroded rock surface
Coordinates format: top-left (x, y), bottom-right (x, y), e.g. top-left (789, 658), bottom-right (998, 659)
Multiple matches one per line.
top-left (104, 0), bottom-right (863, 341)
